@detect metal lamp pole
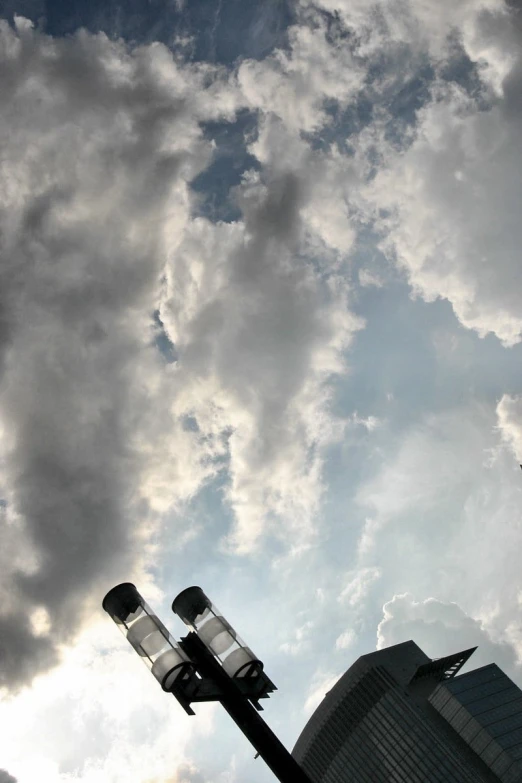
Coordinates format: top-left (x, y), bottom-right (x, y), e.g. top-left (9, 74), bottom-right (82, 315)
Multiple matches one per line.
top-left (102, 583), bottom-right (312, 783)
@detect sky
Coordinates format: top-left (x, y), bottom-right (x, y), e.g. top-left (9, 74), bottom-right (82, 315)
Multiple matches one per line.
top-left (0, 0), bottom-right (522, 780)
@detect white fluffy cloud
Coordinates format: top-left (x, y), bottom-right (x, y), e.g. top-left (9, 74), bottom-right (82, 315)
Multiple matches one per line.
top-left (0, 620), bottom-right (214, 783)
top-left (356, 403), bottom-right (522, 652)
top-left (160, 156), bottom-right (363, 554)
top-left (238, 15), bottom-right (364, 134)
top-left (0, 13), bottom-right (367, 693)
top-left (238, 0), bottom-right (522, 347)
top-left (497, 393), bottom-right (522, 461)
top-left (361, 4), bottom-right (522, 345)
top-left (378, 593), bottom-right (521, 681)
top-left (302, 0), bottom-right (507, 64)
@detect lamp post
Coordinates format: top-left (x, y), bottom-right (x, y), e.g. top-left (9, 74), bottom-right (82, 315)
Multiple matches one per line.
top-left (102, 583), bottom-right (312, 783)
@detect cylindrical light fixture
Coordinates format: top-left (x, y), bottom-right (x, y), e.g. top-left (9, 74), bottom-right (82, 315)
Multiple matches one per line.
top-left (103, 583), bottom-right (194, 691)
top-left (172, 586), bottom-right (262, 678)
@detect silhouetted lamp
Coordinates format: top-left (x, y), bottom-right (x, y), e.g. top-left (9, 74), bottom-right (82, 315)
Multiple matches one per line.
top-left (102, 582), bottom-right (312, 783)
top-left (102, 582), bottom-right (193, 691)
top-left (172, 585), bottom-right (262, 679)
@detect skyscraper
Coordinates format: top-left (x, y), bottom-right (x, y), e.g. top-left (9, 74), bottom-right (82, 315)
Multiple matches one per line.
top-left (292, 641), bottom-right (522, 782)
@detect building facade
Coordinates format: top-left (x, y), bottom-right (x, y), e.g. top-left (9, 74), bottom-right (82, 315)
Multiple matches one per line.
top-left (292, 641), bottom-right (522, 783)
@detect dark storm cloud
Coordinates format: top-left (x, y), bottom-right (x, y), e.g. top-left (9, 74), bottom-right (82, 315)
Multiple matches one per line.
top-left (0, 19), bottom-right (233, 691)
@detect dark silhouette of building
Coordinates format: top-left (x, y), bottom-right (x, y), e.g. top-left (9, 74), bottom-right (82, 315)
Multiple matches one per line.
top-left (292, 641), bottom-right (522, 782)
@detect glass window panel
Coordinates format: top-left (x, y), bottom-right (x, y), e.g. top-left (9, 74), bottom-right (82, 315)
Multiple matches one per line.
top-left (502, 762), bottom-right (522, 783)
top-left (458, 679), bottom-right (514, 705)
top-left (480, 738), bottom-right (502, 766)
top-left (446, 666), bottom-right (501, 694)
top-left (429, 686), bottom-right (451, 712)
top-left (460, 717), bottom-right (481, 743)
top-left (476, 697), bottom-right (522, 724)
top-left (471, 728), bottom-right (497, 755)
top-left (471, 689), bottom-right (521, 717)
top-left (488, 712), bottom-right (522, 739)
top-left (449, 706), bottom-right (473, 732)
top-left (491, 750), bottom-right (513, 776)
top-left (438, 697), bottom-right (463, 721)
top-left (498, 727), bottom-right (522, 750)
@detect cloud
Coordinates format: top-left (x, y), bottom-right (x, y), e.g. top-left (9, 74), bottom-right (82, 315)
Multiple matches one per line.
top-left (356, 404), bottom-right (522, 652)
top-left (0, 620), bottom-right (214, 783)
top-left (0, 18), bottom-right (238, 691)
top-left (160, 162), bottom-right (363, 554)
top-left (235, 1), bottom-right (522, 350)
top-left (377, 593), bottom-right (521, 682)
top-left (261, 2), bottom-right (522, 348)
top-left (0, 11), bottom-right (367, 692)
top-left (361, 3), bottom-right (522, 345)
top-left (348, 412), bottom-right (381, 432)
top-left (246, 114), bottom-right (363, 258)
top-left (356, 408), bottom-right (488, 533)
top-left (335, 628), bottom-right (357, 651)
top-left (145, 764), bottom-right (206, 783)
top-left (280, 620), bottom-right (315, 655)
top-left (238, 13), bottom-right (364, 134)
top-left (358, 269), bottom-right (383, 288)
top-left (497, 393), bottom-right (522, 461)
top-left (304, 0), bottom-right (507, 64)
top-left (303, 668), bottom-right (342, 715)
top-left (0, 771), bottom-right (17, 783)
top-left (338, 567), bottom-right (381, 607)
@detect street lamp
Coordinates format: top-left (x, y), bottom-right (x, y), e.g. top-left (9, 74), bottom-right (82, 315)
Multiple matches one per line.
top-left (103, 583), bottom-right (312, 783)
top-left (173, 586), bottom-right (262, 678)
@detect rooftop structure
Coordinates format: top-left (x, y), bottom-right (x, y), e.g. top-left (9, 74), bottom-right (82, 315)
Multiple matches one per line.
top-left (293, 641), bottom-right (522, 783)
